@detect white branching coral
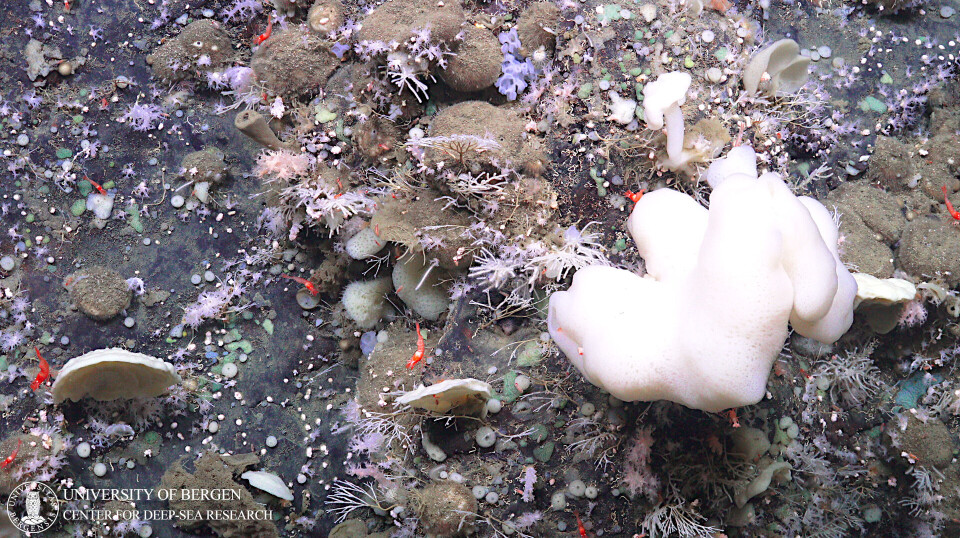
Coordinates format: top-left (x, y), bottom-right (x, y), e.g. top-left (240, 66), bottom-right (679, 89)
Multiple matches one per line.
top-left (276, 177), bottom-right (380, 237)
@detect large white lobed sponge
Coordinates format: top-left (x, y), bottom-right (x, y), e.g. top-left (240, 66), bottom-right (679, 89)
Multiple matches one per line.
top-left (548, 146), bottom-right (856, 412)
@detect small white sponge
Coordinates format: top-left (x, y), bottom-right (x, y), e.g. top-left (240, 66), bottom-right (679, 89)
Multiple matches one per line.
top-left (346, 227), bottom-right (386, 260)
top-left (548, 146), bottom-right (856, 412)
top-left (343, 277), bottom-right (392, 329)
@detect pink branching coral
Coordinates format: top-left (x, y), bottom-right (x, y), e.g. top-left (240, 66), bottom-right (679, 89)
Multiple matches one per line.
top-left (622, 428), bottom-right (660, 501)
top-left (254, 149), bottom-right (313, 181)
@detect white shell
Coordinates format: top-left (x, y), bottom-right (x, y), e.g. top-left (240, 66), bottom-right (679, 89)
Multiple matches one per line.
top-left (241, 470), bottom-right (294, 501)
top-left (52, 348), bottom-right (182, 403)
top-left (395, 378), bottom-right (493, 417)
top-left (853, 273), bottom-right (917, 307)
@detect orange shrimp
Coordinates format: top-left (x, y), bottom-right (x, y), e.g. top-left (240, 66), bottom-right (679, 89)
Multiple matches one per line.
top-left (280, 274), bottom-right (318, 296)
top-left (31, 347), bottom-right (50, 391)
top-left (253, 15), bottom-right (273, 46)
top-left (84, 175), bottom-right (106, 195)
top-left (406, 323), bottom-right (425, 369)
top-left (1, 439), bottom-right (22, 470)
top-left (943, 186), bottom-right (960, 222)
top-left (625, 189), bottom-right (645, 205)
top-left (575, 510), bottom-right (587, 538)
top-left (723, 408), bottom-right (741, 428)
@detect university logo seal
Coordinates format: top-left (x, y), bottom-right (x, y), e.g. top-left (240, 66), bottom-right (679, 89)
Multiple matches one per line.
top-left (7, 481), bottom-right (59, 533)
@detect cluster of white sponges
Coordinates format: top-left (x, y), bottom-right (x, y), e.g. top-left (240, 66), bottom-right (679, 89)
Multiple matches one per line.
top-left (547, 146), bottom-right (857, 412)
top-left (342, 228), bottom-right (451, 327)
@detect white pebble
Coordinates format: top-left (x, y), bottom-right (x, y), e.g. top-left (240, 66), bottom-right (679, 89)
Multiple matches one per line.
top-left (171, 195), bottom-right (185, 208)
top-left (76, 442), bottom-right (91, 458)
top-left (208, 421), bottom-right (219, 433)
top-left (266, 435), bottom-right (278, 448)
top-left (93, 462), bottom-right (107, 477)
top-left (701, 30), bottom-right (715, 43)
top-left (124, 316), bottom-right (136, 328)
top-left (486, 399), bottom-right (503, 414)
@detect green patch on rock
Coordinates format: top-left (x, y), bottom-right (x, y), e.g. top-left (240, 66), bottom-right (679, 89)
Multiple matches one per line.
top-left (858, 96), bottom-right (887, 114)
top-left (56, 148), bottom-right (73, 159)
top-left (70, 199), bottom-right (86, 216)
top-left (126, 204), bottom-right (144, 233)
top-left (502, 371), bottom-right (521, 403)
top-left (314, 107), bottom-right (337, 124)
top-left (262, 319), bottom-right (274, 335)
top-left (598, 4), bottom-right (623, 24)
top-left (226, 340), bottom-right (253, 354)
top-left (516, 341), bottom-right (542, 367)
top-left (533, 441), bottom-right (555, 462)
top-left (529, 423), bottom-right (549, 444)
top-left (577, 83), bottom-right (593, 99)
top-left (896, 371), bottom-right (943, 409)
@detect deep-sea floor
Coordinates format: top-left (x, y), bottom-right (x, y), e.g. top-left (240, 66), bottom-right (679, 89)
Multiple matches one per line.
top-left (1, 0), bottom-right (960, 536)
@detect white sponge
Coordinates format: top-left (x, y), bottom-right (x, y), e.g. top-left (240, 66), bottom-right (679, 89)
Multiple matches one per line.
top-left (548, 146), bottom-right (856, 412)
top-left (346, 227), bottom-right (386, 260)
top-left (343, 277), bottom-right (392, 329)
top-left (393, 255), bottom-right (449, 321)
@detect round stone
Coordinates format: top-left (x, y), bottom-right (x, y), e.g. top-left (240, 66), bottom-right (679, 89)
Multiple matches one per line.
top-left (705, 67), bottom-right (722, 83)
top-left (486, 399), bottom-right (502, 414)
top-left (580, 402), bottom-right (596, 416)
top-left (941, 5), bottom-right (955, 17)
top-left (817, 45), bottom-right (832, 59)
top-left (208, 421), bottom-right (219, 433)
top-left (0, 256), bottom-right (15, 271)
top-left (475, 426), bottom-right (497, 448)
top-left (472, 485), bottom-right (488, 499)
top-left (190, 274), bottom-right (202, 285)
top-left (171, 195), bottom-right (185, 208)
top-left (138, 525), bottom-right (153, 538)
top-left (16, 134), bottom-right (29, 146)
top-left (124, 316), bottom-right (136, 328)
top-left (65, 266), bottom-right (132, 321)
top-left (77, 442), bottom-right (91, 458)
top-left (484, 491), bottom-right (499, 504)
top-left (58, 62), bottom-right (74, 76)
top-left (568, 479), bottom-right (586, 497)
top-left (93, 462), bottom-right (107, 477)
top-left (701, 30), bottom-right (715, 43)
top-left (60, 336), bottom-right (70, 346)
top-left (584, 485), bottom-right (598, 499)
top-left (222, 362), bottom-right (238, 378)
top-left (296, 288), bottom-right (320, 310)
top-left (203, 270), bottom-right (215, 282)
top-left (266, 435), bottom-right (278, 447)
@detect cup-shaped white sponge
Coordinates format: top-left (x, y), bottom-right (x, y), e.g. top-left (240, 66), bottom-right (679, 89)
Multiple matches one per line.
top-left (548, 146), bottom-right (856, 412)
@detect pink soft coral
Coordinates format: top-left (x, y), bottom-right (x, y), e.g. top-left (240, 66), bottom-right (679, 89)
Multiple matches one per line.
top-left (254, 149), bottom-right (312, 181)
